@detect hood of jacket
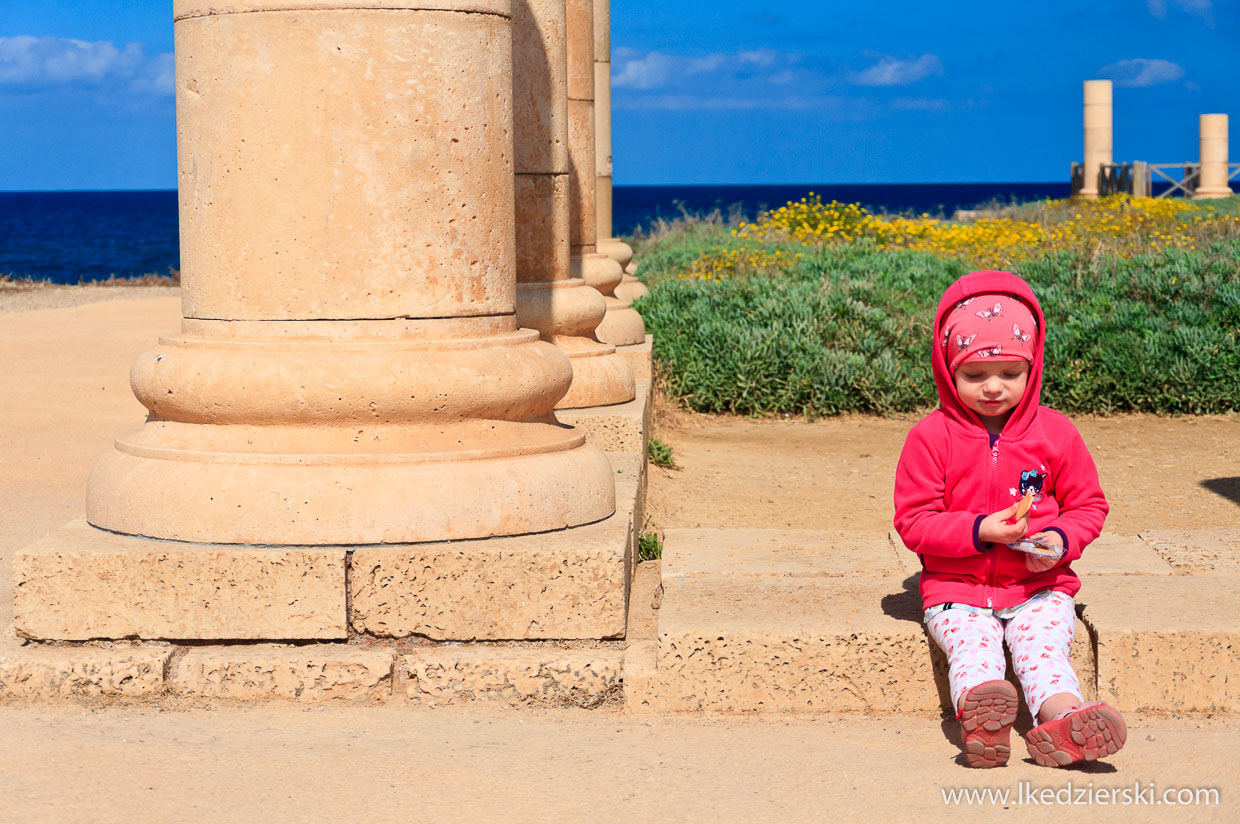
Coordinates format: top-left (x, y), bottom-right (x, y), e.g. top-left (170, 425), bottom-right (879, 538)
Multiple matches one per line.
top-left (932, 270), bottom-right (1047, 442)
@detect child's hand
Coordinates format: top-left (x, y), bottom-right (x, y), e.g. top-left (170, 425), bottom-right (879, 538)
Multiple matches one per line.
top-left (1023, 531), bottom-right (1065, 572)
top-left (978, 502), bottom-right (1029, 545)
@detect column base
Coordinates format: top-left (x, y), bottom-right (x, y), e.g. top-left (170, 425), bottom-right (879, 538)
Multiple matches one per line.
top-left (86, 420), bottom-right (616, 545)
top-left (596, 295), bottom-right (647, 346)
top-left (614, 274), bottom-right (649, 303)
top-left (597, 237), bottom-right (634, 270)
top-left (555, 338), bottom-right (637, 409)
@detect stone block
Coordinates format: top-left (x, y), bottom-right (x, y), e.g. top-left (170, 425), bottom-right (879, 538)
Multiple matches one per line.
top-left (650, 576), bottom-right (945, 713)
top-left (615, 335), bottom-right (652, 382)
top-left (350, 509), bottom-right (632, 640)
top-left (622, 639), bottom-right (657, 714)
top-left (0, 645), bottom-right (171, 700)
top-left (609, 451), bottom-right (646, 582)
top-left (889, 532), bottom-right (925, 578)
top-left (1079, 575), bottom-right (1240, 712)
top-left (13, 520), bottom-right (347, 641)
top-left (1075, 534), bottom-right (1174, 576)
top-left (664, 529), bottom-right (905, 580)
top-left (173, 645), bottom-right (393, 702)
top-left (556, 380), bottom-right (649, 454)
top-left (401, 647), bottom-right (623, 707)
top-left (1138, 528), bottom-right (1240, 574)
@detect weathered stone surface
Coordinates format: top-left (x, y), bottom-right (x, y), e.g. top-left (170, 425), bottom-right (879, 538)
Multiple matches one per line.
top-left (892, 531), bottom-right (1176, 577)
top-left (889, 532), bottom-right (925, 577)
top-left (556, 380), bottom-right (649, 454)
top-left (1080, 575), bottom-right (1240, 712)
top-left (651, 576), bottom-right (943, 713)
top-left (0, 645), bottom-right (171, 700)
top-left (14, 520), bottom-right (346, 641)
top-left (173, 646), bottom-right (393, 702)
top-left (1075, 535), bottom-right (1174, 576)
top-left (646, 558), bottom-right (1093, 714)
top-left (609, 451), bottom-right (646, 583)
top-left (175, 4), bottom-right (518, 320)
top-left (350, 510), bottom-right (631, 640)
top-left (402, 647), bottom-right (622, 706)
top-left (1138, 528), bottom-right (1240, 574)
top-left (614, 335), bottom-right (652, 382)
top-left (663, 529), bottom-right (904, 580)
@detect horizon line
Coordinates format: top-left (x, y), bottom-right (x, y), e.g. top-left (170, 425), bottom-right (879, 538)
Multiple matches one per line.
top-left (1, 180), bottom-right (1072, 194)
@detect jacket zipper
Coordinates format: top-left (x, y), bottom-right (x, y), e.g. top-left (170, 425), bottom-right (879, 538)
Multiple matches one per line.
top-left (986, 440), bottom-right (999, 608)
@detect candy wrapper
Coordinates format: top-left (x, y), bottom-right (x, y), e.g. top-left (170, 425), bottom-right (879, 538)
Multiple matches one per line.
top-left (1008, 536), bottom-right (1063, 559)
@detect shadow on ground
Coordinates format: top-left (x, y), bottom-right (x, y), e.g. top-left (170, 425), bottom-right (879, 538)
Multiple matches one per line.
top-left (1201, 477), bottom-right (1240, 507)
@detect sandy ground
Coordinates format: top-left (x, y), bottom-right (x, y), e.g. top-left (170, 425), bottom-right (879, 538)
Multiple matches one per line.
top-left (1, 288), bottom-right (1237, 822)
top-left (646, 411), bottom-right (1240, 537)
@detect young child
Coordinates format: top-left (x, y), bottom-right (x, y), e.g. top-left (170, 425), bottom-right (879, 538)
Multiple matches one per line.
top-left (893, 269), bottom-right (1127, 769)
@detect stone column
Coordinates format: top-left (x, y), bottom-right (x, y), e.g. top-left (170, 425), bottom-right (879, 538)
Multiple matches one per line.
top-left (1195, 114), bottom-right (1232, 199)
top-left (512, 0), bottom-right (635, 408)
top-left (565, 0), bottom-right (645, 346)
top-left (592, 0), bottom-right (646, 302)
top-left (1081, 80), bottom-right (1112, 200)
top-left (85, 0), bottom-right (615, 545)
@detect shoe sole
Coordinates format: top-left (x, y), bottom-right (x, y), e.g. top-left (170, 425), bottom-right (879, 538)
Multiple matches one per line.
top-left (960, 680), bottom-right (1019, 768)
top-left (1025, 703), bottom-right (1128, 767)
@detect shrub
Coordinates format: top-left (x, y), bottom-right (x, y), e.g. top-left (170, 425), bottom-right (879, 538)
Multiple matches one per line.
top-left (638, 235), bottom-right (1240, 416)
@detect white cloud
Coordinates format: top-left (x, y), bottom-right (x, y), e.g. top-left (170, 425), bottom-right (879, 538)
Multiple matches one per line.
top-left (891, 97), bottom-right (950, 112)
top-left (0, 36), bottom-right (172, 96)
top-left (612, 50), bottom-right (676, 90)
top-left (1098, 58), bottom-right (1186, 87)
top-left (738, 50), bottom-right (780, 68)
top-left (612, 48), bottom-right (804, 91)
top-left (849, 54), bottom-right (943, 87)
top-left (686, 55), bottom-right (727, 75)
top-left (614, 93), bottom-right (878, 119)
top-left (1148, 0), bottom-right (1213, 22)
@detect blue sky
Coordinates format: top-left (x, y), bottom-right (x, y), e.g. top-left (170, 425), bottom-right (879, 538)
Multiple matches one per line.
top-left (1, 0), bottom-right (1236, 188)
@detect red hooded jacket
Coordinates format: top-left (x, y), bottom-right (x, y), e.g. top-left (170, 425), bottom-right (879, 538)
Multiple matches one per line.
top-left (893, 270), bottom-right (1108, 610)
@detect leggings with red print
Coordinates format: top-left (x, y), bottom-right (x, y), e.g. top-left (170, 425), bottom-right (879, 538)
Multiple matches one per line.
top-left (924, 589), bottom-right (1082, 719)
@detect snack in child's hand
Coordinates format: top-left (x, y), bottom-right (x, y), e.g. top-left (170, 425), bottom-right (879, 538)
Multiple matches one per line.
top-left (1008, 535), bottom-right (1063, 559)
top-left (1013, 488), bottom-right (1035, 521)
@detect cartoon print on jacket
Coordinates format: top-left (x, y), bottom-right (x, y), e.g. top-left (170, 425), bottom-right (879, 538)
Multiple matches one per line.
top-left (1019, 469), bottom-right (1047, 498)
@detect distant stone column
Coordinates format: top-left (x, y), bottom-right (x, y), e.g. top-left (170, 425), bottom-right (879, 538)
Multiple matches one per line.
top-left (85, 0), bottom-right (615, 545)
top-left (512, 0), bottom-right (635, 408)
top-left (1081, 80), bottom-right (1112, 200)
top-left (592, 0), bottom-right (646, 302)
top-left (1195, 114), bottom-right (1232, 199)
top-left (565, 0), bottom-right (645, 345)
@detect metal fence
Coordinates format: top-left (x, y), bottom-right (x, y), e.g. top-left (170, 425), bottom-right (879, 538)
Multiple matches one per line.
top-left (1071, 161), bottom-right (1240, 197)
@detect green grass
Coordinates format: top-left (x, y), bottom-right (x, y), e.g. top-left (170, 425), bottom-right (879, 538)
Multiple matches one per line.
top-left (648, 437), bottom-right (679, 470)
top-left (638, 532), bottom-right (663, 561)
top-left (634, 234), bottom-right (1240, 417)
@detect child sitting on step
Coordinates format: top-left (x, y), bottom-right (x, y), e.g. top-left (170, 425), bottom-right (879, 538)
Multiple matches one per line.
top-left (893, 270), bottom-right (1127, 768)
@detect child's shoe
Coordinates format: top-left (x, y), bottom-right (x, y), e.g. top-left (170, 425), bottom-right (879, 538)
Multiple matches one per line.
top-left (958, 679), bottom-right (1019, 768)
top-left (1024, 701), bottom-right (1127, 767)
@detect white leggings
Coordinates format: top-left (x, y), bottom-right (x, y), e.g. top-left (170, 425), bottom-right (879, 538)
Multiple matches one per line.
top-left (925, 590), bottom-right (1082, 719)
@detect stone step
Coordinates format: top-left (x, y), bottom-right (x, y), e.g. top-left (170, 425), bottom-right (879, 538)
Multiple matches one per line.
top-left (639, 529), bottom-right (1104, 715)
top-left (1079, 574), bottom-right (1240, 713)
top-left (663, 528), bottom-right (905, 580)
top-left (648, 574), bottom-right (947, 714)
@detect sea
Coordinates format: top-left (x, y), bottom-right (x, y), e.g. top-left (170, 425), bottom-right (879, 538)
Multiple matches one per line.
top-left (0, 181), bottom-right (1188, 284)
